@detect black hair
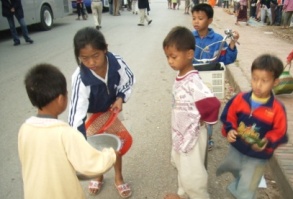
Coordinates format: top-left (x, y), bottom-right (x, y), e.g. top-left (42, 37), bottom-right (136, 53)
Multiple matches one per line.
top-left (191, 3), bottom-right (214, 19)
top-left (24, 63), bottom-right (67, 110)
top-left (73, 27), bottom-right (108, 64)
top-left (163, 26), bottom-right (195, 51)
top-left (251, 54), bottom-right (284, 79)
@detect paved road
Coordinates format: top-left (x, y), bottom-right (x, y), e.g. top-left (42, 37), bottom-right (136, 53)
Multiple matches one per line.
top-left (0, 1), bottom-right (291, 199)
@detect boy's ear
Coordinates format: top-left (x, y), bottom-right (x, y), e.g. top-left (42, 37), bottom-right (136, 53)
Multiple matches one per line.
top-left (188, 49), bottom-right (194, 59)
top-left (273, 78), bottom-right (280, 87)
top-left (208, 18), bottom-right (213, 25)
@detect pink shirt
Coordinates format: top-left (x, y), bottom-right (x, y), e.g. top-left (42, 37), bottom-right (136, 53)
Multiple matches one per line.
top-left (283, 0), bottom-right (293, 12)
top-left (171, 71), bottom-right (221, 153)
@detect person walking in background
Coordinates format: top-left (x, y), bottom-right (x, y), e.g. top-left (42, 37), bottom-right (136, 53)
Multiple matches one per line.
top-left (255, 0), bottom-right (262, 21)
top-left (172, 0), bottom-right (177, 9)
top-left (137, 0), bottom-right (152, 26)
top-left (176, 0), bottom-right (181, 9)
top-left (69, 27), bottom-right (134, 198)
top-left (109, 0), bottom-right (113, 15)
top-left (83, 2), bottom-right (89, 19)
top-left (233, 0), bottom-right (240, 14)
top-left (250, 0), bottom-right (257, 18)
top-left (163, 26), bottom-right (221, 199)
top-left (132, 0), bottom-right (138, 14)
top-left (223, 0), bottom-right (229, 9)
top-left (76, 0), bottom-right (87, 20)
top-left (185, 0), bottom-right (191, 14)
top-left (113, 0), bottom-right (120, 15)
top-left (282, 0), bottom-right (293, 29)
top-left (217, 54), bottom-right (288, 199)
top-left (168, 0), bottom-right (172, 9)
top-left (260, 0), bottom-right (273, 25)
top-left (274, 0), bottom-right (283, 25)
top-left (1, 0), bottom-right (33, 46)
top-left (235, 0), bottom-right (248, 25)
top-left (20, 63), bottom-right (117, 199)
top-left (270, 0), bottom-right (278, 24)
top-left (91, 0), bottom-right (103, 30)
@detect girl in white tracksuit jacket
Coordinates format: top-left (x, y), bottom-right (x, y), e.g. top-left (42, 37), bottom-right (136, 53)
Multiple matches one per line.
top-left (68, 27), bottom-right (135, 198)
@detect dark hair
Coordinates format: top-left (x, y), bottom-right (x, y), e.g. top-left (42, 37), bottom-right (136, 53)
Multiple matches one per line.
top-left (163, 26), bottom-right (195, 51)
top-left (251, 54), bottom-right (284, 79)
top-left (24, 64), bottom-right (67, 110)
top-left (73, 27), bottom-right (108, 64)
top-left (191, 3), bottom-right (214, 19)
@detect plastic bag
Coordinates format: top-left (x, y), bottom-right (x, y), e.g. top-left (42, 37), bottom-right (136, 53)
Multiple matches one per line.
top-left (273, 64), bottom-right (293, 95)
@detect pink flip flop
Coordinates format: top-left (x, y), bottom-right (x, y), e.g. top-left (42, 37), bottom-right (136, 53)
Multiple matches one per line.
top-left (115, 183), bottom-right (132, 198)
top-left (88, 180), bottom-right (103, 195)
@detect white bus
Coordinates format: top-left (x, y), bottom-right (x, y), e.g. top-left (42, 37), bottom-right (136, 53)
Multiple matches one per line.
top-left (0, 0), bottom-right (70, 31)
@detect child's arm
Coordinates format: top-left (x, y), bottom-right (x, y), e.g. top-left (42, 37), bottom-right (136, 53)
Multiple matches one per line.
top-left (110, 97), bottom-right (123, 112)
top-left (251, 138), bottom-right (268, 151)
top-left (262, 103), bottom-right (288, 150)
top-left (227, 129), bottom-right (238, 143)
top-left (220, 94), bottom-right (240, 136)
top-left (195, 97), bottom-right (221, 124)
top-left (68, 70), bottom-right (90, 137)
top-left (63, 127), bottom-right (116, 176)
top-left (192, 75), bottom-right (221, 124)
top-left (116, 58), bottom-right (135, 103)
top-left (228, 30), bottom-right (239, 50)
top-left (287, 49), bottom-right (293, 64)
top-left (218, 35), bottom-right (238, 65)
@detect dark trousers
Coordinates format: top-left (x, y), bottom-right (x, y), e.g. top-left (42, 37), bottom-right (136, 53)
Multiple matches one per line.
top-left (6, 15), bottom-right (30, 43)
top-left (250, 6), bottom-right (256, 18)
top-left (274, 5), bottom-right (283, 25)
top-left (77, 2), bottom-right (86, 17)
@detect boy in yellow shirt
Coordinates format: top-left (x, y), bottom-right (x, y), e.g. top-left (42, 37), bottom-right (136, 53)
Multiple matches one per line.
top-left (18, 63), bottom-right (117, 199)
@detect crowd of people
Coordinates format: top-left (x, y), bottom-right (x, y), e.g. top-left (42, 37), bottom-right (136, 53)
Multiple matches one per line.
top-left (214, 0), bottom-right (293, 27)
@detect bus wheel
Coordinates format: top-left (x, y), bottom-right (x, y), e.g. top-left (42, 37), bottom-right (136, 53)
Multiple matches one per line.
top-left (39, 5), bottom-right (53, 31)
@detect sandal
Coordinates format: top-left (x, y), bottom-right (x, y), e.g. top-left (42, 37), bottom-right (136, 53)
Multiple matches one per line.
top-left (115, 183), bottom-right (132, 198)
top-left (88, 180), bottom-right (103, 195)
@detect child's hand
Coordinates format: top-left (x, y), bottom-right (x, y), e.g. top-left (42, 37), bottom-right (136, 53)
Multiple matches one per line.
top-left (232, 31), bottom-right (240, 42)
top-left (110, 97), bottom-right (123, 113)
top-left (229, 31), bottom-right (239, 49)
top-left (251, 138), bottom-right (268, 152)
top-left (227, 129), bottom-right (238, 143)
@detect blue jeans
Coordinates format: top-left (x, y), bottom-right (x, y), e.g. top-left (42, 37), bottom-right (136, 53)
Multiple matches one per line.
top-left (216, 146), bottom-right (267, 199)
top-left (109, 3), bottom-right (113, 14)
top-left (274, 5), bottom-right (283, 25)
top-left (207, 124), bottom-right (213, 138)
top-left (6, 16), bottom-right (31, 43)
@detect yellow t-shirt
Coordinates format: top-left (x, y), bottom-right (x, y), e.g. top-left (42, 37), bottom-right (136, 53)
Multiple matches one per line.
top-left (18, 116), bottom-right (116, 199)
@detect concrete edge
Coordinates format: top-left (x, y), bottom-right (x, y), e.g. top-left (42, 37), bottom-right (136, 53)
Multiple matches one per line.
top-left (226, 64), bottom-right (293, 198)
top-left (269, 153), bottom-right (293, 197)
top-left (225, 63), bottom-right (251, 93)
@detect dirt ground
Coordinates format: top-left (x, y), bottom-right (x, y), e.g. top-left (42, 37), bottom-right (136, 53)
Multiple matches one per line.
top-left (261, 25), bottom-right (293, 43)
